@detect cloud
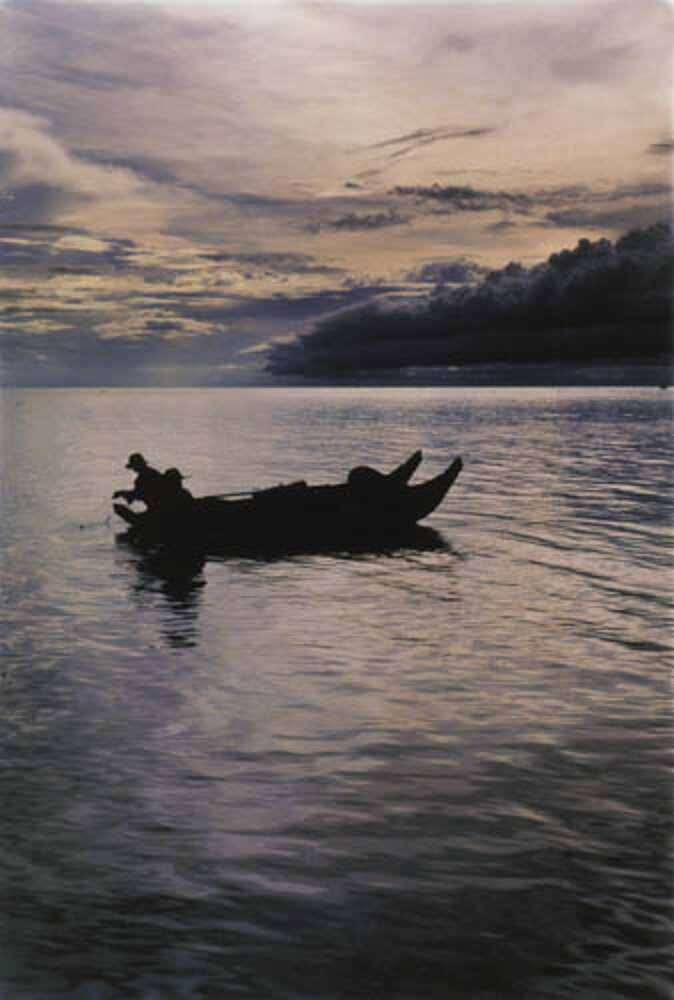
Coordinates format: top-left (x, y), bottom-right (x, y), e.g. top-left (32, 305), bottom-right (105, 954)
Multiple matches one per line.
top-left (0, 107), bottom-right (168, 236)
top-left (487, 220), bottom-right (520, 233)
top-left (0, 223), bottom-right (137, 275)
top-left (648, 139), bottom-right (674, 155)
top-left (267, 221), bottom-right (673, 375)
top-left (307, 210), bottom-right (408, 233)
top-left (0, 182), bottom-right (91, 225)
top-left (0, 0), bottom-right (670, 386)
top-left (394, 179), bottom-right (672, 218)
top-left (526, 0), bottom-right (671, 89)
top-left (388, 178), bottom-right (673, 236)
top-left (544, 204), bottom-right (671, 232)
top-left (391, 184), bottom-right (533, 214)
top-left (0, 1), bottom-right (290, 235)
top-left (0, 248), bottom-right (401, 384)
top-left (362, 125), bottom-right (497, 160)
top-left (73, 152), bottom-right (183, 186)
top-left (541, 180), bottom-right (672, 230)
top-left (405, 258), bottom-right (487, 286)
top-left (552, 42), bottom-right (635, 82)
top-left (200, 251), bottom-right (343, 277)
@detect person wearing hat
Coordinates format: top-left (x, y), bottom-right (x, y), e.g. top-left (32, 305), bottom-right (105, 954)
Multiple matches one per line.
top-left (162, 467), bottom-right (195, 516)
top-left (113, 453), bottom-right (168, 511)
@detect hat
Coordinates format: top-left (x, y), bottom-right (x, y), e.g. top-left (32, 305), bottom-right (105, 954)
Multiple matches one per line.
top-left (164, 467), bottom-right (184, 481)
top-left (126, 452), bottom-right (145, 469)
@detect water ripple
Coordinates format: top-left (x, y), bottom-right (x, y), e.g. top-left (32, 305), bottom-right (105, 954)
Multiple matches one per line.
top-left (1, 386), bottom-right (671, 998)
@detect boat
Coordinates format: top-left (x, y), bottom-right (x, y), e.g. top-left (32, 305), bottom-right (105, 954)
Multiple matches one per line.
top-left (112, 450), bottom-right (463, 554)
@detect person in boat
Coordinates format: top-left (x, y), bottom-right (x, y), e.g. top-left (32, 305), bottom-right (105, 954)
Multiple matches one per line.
top-left (161, 467), bottom-right (195, 516)
top-left (347, 464), bottom-right (404, 499)
top-left (113, 453), bottom-right (168, 511)
top-left (346, 450), bottom-right (423, 499)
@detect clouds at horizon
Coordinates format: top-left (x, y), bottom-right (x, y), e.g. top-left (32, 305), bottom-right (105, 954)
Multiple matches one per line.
top-left (268, 221), bottom-right (673, 376)
top-left (0, 0), bottom-right (671, 385)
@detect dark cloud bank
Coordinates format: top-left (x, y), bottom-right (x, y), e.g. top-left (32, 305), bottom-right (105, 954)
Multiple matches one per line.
top-left (267, 222), bottom-right (673, 379)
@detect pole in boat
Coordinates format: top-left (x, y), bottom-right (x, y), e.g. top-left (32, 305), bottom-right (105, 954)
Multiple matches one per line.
top-left (208, 490), bottom-right (259, 499)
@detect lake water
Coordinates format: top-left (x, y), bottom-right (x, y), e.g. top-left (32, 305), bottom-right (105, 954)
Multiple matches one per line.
top-left (1, 386), bottom-right (671, 999)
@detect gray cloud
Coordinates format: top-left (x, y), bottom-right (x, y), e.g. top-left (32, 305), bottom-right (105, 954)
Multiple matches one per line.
top-left (267, 222), bottom-right (673, 376)
top-left (0, 104), bottom-right (164, 238)
top-left (307, 210), bottom-right (408, 234)
top-left (604, 181), bottom-right (672, 201)
top-left (0, 0), bottom-right (670, 387)
top-left (648, 139), bottom-right (674, 156)
top-left (544, 204), bottom-right (671, 232)
top-left (392, 184), bottom-right (533, 214)
top-left (200, 251), bottom-right (343, 277)
top-left (0, 257), bottom-right (401, 385)
top-left (74, 152), bottom-right (183, 186)
top-left (2, 0), bottom-right (198, 105)
top-left (406, 259), bottom-right (487, 286)
top-left (363, 125), bottom-right (497, 160)
top-left (0, 182), bottom-right (92, 226)
top-left (542, 181), bottom-right (672, 230)
top-left (0, 1), bottom-right (257, 236)
top-left (390, 179), bottom-right (673, 233)
top-left (487, 220), bottom-right (520, 233)
top-left (526, 0), bottom-right (670, 88)
top-left (0, 224), bottom-right (157, 282)
top-left (552, 43), bottom-right (635, 82)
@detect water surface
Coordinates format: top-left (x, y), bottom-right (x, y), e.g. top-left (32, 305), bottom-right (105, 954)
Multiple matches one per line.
top-left (1, 387), bottom-right (671, 998)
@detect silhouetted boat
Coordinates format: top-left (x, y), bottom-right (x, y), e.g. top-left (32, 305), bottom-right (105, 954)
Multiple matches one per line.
top-left (112, 451), bottom-right (462, 554)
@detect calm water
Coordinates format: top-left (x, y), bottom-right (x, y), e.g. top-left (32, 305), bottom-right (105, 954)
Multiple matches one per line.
top-left (0, 386), bottom-right (671, 999)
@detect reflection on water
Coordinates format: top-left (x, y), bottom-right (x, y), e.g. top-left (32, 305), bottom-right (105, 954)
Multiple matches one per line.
top-left (117, 536), bottom-right (206, 648)
top-left (116, 524), bottom-right (448, 650)
top-left (0, 387), bottom-right (671, 999)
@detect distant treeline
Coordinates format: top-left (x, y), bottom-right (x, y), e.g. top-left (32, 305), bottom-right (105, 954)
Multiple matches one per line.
top-left (267, 222), bottom-right (673, 375)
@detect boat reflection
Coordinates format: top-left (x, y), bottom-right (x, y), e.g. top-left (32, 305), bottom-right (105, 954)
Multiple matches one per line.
top-left (116, 535), bottom-right (206, 649)
top-left (116, 523), bottom-right (449, 647)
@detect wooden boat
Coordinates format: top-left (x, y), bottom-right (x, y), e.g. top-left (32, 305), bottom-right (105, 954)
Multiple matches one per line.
top-left (113, 451), bottom-right (462, 554)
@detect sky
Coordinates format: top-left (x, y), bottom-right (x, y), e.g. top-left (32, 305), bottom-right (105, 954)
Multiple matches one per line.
top-left (0, 0), bottom-right (671, 385)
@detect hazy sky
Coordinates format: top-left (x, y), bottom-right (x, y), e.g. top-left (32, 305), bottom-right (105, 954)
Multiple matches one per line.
top-left (0, 0), bottom-right (671, 385)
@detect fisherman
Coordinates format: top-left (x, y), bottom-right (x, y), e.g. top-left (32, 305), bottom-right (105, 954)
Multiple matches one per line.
top-left (347, 450), bottom-right (422, 499)
top-left (161, 467), bottom-right (195, 516)
top-left (113, 453), bottom-right (168, 512)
